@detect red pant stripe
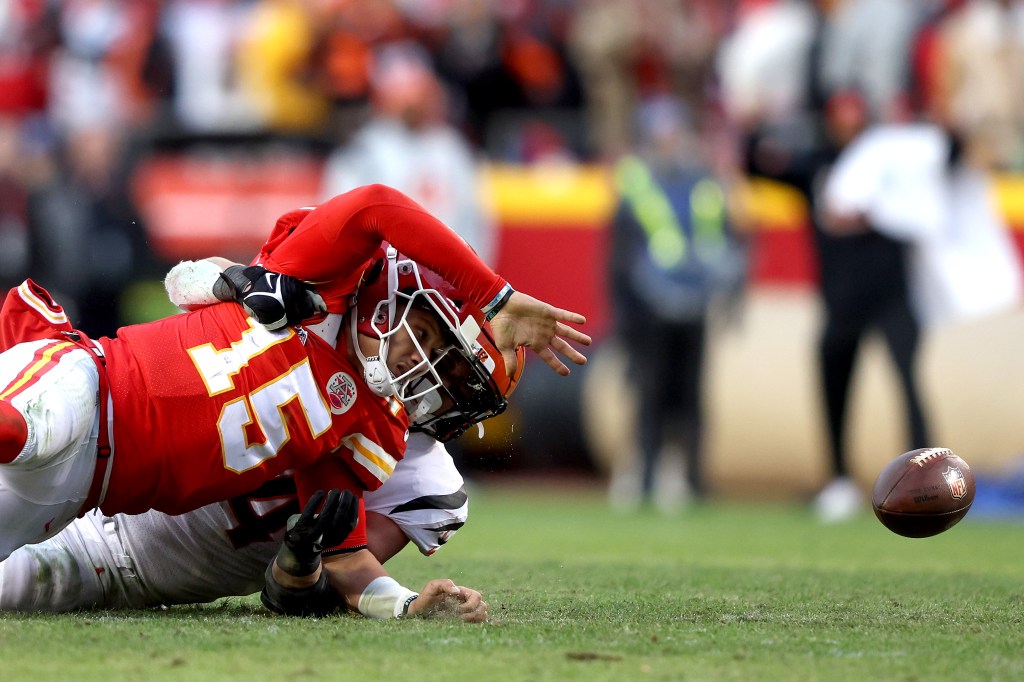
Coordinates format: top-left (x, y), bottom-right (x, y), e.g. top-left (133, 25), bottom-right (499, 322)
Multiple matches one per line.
top-left (0, 341), bottom-right (78, 400)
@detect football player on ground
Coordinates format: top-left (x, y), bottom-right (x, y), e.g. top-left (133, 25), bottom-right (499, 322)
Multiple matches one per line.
top-left (0, 333), bottom-right (520, 616)
top-left (0, 184), bottom-right (589, 622)
top-left (161, 239), bottom-right (523, 621)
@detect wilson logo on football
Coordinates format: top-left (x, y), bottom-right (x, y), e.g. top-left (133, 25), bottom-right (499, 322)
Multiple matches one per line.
top-left (943, 466), bottom-right (968, 499)
top-left (326, 372), bottom-right (357, 415)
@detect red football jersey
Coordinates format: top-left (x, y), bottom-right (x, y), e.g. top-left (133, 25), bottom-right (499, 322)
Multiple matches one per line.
top-left (95, 184), bottom-right (507, 551)
top-left (99, 303), bottom-right (407, 530)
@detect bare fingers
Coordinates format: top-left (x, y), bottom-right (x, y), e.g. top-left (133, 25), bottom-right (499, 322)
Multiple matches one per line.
top-left (456, 588), bottom-right (489, 623)
top-left (537, 347), bottom-right (570, 376)
top-left (555, 321), bottom-right (592, 348)
top-left (551, 335), bottom-right (587, 366)
top-left (548, 306), bottom-right (587, 327)
top-left (412, 580), bottom-right (488, 622)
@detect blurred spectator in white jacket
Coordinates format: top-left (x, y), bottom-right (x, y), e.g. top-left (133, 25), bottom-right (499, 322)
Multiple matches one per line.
top-left (320, 42), bottom-right (496, 265)
top-left (824, 119), bottom-right (1023, 329)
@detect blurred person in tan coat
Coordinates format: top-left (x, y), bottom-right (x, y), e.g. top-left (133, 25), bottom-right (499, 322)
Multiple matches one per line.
top-left (235, 0), bottom-right (331, 135)
top-left (567, 0), bottom-right (729, 161)
top-left (930, 0), bottom-right (1024, 171)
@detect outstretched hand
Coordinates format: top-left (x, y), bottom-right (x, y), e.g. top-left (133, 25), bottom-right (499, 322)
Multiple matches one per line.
top-left (489, 291), bottom-right (591, 376)
top-left (407, 579), bottom-right (488, 623)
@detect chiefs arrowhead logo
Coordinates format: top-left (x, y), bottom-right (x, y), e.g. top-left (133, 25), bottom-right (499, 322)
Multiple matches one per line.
top-left (325, 372), bottom-right (357, 415)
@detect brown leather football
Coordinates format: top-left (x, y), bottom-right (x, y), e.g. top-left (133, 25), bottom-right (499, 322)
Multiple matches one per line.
top-left (871, 448), bottom-right (975, 538)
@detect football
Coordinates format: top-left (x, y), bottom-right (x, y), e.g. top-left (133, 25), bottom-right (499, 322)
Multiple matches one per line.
top-left (871, 447), bottom-right (975, 538)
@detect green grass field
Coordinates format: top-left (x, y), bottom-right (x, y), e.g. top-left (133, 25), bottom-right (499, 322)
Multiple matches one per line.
top-left (2, 483), bottom-right (1022, 681)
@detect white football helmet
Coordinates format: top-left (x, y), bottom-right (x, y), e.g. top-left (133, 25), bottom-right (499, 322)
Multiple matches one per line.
top-left (350, 244), bottom-right (477, 401)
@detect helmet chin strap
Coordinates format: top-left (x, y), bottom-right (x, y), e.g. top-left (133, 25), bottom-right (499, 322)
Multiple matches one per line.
top-left (352, 246), bottom-right (402, 398)
top-left (350, 311), bottom-right (395, 397)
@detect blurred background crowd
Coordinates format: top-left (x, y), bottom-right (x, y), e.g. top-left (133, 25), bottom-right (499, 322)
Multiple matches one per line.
top-left (3, 0), bottom-right (1024, 514)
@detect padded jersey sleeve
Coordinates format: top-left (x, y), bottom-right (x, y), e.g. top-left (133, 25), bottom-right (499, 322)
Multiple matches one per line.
top-left (257, 184), bottom-right (506, 311)
top-left (363, 434), bottom-right (467, 556)
top-left (0, 280), bottom-right (74, 350)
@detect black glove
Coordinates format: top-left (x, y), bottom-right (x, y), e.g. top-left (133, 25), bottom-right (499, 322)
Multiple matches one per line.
top-left (260, 565), bottom-right (342, 617)
top-left (274, 489), bottom-right (359, 578)
top-left (216, 265), bottom-right (326, 331)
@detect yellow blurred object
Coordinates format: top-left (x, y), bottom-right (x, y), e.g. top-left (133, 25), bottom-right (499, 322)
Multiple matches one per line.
top-left (994, 175), bottom-right (1024, 228)
top-left (481, 163), bottom-right (812, 231)
top-left (739, 177), bottom-right (808, 229)
top-left (236, 0), bottom-right (330, 133)
top-left (480, 164), bottom-right (1024, 235)
top-left (481, 163), bottom-right (617, 225)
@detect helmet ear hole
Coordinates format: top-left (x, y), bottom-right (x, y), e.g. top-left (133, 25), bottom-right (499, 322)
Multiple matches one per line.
top-left (362, 258), bottom-right (385, 286)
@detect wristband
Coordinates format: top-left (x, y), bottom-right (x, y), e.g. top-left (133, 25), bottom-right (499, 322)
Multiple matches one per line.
top-left (357, 576), bottom-right (419, 619)
top-left (401, 594), bottom-right (419, 618)
top-left (482, 283), bottom-right (515, 321)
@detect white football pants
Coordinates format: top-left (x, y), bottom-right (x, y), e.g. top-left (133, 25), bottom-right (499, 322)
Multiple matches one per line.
top-left (0, 339), bottom-right (100, 560)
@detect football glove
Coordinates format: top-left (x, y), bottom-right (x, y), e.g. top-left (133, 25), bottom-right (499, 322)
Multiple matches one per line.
top-left (274, 489), bottom-right (359, 578)
top-left (216, 265), bottom-right (326, 331)
top-left (260, 566), bottom-right (340, 617)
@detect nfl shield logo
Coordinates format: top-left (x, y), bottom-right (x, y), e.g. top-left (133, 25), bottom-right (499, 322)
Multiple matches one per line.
top-left (943, 466), bottom-right (968, 499)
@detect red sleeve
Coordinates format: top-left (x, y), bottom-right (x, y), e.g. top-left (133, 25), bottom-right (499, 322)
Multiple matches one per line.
top-left (0, 280), bottom-right (74, 350)
top-left (258, 184), bottom-right (506, 310)
top-left (293, 458), bottom-right (369, 552)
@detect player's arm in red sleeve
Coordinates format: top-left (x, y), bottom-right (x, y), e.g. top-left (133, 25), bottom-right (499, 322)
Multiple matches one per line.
top-left (259, 184), bottom-right (505, 305)
top-left (262, 185), bottom-right (593, 375)
top-left (292, 458), bottom-right (369, 552)
top-left (261, 460), bottom-right (389, 617)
